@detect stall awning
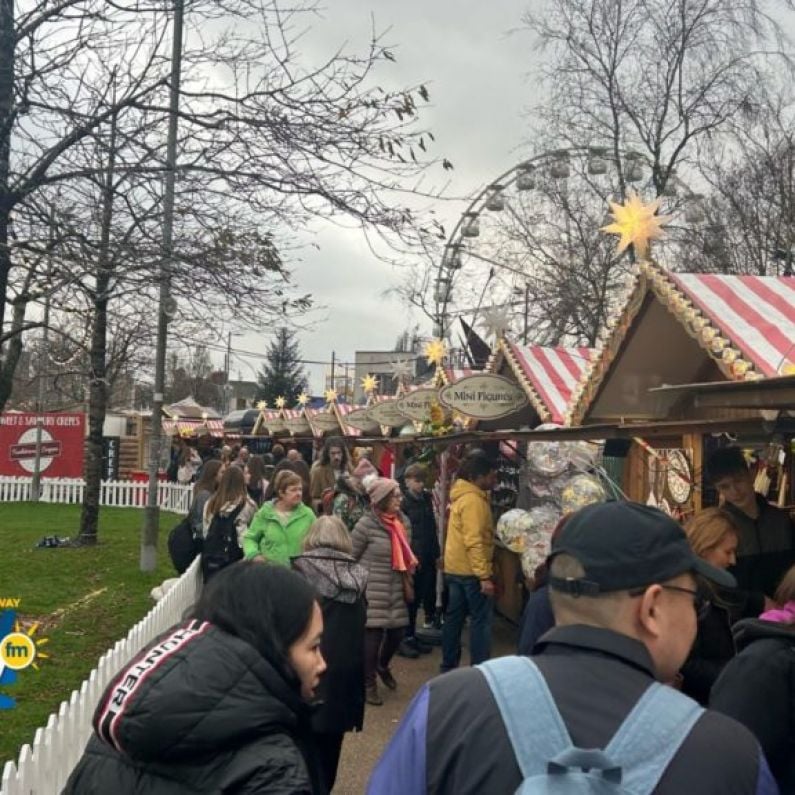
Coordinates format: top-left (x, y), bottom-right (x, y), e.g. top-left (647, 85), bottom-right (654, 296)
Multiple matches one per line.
top-left (162, 418), bottom-right (224, 437)
top-left (671, 273), bottom-right (795, 377)
top-left (500, 341), bottom-right (593, 424)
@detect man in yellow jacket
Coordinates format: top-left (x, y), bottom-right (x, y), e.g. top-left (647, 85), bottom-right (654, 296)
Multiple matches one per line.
top-left (441, 451), bottom-right (497, 672)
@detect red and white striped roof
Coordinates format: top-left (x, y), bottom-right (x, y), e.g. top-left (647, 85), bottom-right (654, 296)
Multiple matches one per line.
top-left (503, 342), bottom-right (594, 424)
top-left (162, 418), bottom-right (224, 438)
top-left (333, 402), bottom-right (362, 437)
top-left (671, 273), bottom-right (795, 376)
top-left (444, 367), bottom-right (478, 383)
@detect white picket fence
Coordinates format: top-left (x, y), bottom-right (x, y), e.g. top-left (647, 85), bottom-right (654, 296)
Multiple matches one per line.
top-left (0, 477), bottom-right (192, 514)
top-left (1, 558), bottom-right (203, 795)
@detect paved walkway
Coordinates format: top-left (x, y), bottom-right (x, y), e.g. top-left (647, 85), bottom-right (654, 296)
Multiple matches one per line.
top-left (334, 618), bottom-right (518, 794)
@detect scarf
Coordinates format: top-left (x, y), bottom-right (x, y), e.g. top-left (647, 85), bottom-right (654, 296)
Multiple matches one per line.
top-left (377, 510), bottom-right (418, 573)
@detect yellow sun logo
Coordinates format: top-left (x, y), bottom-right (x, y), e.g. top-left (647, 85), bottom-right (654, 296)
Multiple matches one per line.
top-left (1, 621), bottom-right (49, 671)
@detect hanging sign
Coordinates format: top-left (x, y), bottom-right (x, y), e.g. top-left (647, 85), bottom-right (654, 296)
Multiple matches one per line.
top-left (310, 410), bottom-right (341, 433)
top-left (263, 414), bottom-right (285, 434)
top-left (396, 387), bottom-right (441, 423)
top-left (439, 373), bottom-right (528, 420)
top-left (283, 415), bottom-right (311, 435)
top-left (0, 412), bottom-right (85, 477)
top-left (344, 408), bottom-right (381, 433)
top-left (365, 399), bottom-right (409, 428)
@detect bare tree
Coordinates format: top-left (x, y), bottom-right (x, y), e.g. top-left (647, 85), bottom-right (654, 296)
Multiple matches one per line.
top-left (1, 0), bottom-right (445, 415)
top-left (694, 93), bottom-right (795, 275)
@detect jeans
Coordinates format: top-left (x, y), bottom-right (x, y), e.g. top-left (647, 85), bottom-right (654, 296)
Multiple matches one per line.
top-left (407, 560), bottom-right (438, 637)
top-left (441, 574), bottom-right (494, 671)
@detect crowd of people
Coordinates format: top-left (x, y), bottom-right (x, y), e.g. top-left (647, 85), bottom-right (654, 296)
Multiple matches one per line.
top-left (64, 439), bottom-right (795, 794)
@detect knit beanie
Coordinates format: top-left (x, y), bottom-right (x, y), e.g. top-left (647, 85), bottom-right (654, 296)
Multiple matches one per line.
top-left (366, 477), bottom-right (401, 508)
top-left (353, 457), bottom-right (379, 488)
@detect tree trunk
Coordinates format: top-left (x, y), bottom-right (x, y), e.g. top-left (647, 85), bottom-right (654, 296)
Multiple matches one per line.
top-left (0, 0), bottom-right (16, 413)
top-left (77, 109), bottom-right (117, 546)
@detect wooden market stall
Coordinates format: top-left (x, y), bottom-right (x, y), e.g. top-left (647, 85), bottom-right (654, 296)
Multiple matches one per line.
top-left (564, 261), bottom-right (795, 516)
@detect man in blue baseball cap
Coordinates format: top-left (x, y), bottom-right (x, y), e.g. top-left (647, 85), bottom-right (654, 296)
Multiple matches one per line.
top-left (368, 501), bottom-right (777, 795)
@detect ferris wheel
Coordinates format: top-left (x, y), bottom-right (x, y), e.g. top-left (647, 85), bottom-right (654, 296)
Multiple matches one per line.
top-left (433, 147), bottom-right (707, 347)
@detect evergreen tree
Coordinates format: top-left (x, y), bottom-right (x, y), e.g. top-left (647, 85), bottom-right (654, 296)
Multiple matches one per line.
top-left (256, 329), bottom-right (308, 406)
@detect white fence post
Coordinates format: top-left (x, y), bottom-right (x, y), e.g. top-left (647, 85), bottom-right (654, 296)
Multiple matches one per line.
top-left (0, 476), bottom-right (190, 513)
top-left (0, 558), bottom-right (203, 794)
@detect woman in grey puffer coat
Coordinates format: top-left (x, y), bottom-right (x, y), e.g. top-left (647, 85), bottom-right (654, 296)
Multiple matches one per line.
top-left (351, 478), bottom-right (415, 706)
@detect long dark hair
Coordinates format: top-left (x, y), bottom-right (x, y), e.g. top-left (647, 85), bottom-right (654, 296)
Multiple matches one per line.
top-left (319, 436), bottom-right (350, 468)
top-left (193, 459), bottom-right (223, 497)
top-left (206, 465), bottom-right (247, 516)
top-left (192, 561), bottom-right (317, 688)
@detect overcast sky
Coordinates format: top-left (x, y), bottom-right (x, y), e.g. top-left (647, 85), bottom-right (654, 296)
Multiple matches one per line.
top-left (225, 1), bottom-right (539, 393)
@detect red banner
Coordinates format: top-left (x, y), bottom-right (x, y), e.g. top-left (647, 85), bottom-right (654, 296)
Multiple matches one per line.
top-left (0, 413), bottom-right (85, 478)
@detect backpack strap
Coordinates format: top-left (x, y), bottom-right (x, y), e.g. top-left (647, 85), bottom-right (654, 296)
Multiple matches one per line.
top-left (605, 682), bottom-right (704, 794)
top-left (478, 656), bottom-right (572, 779)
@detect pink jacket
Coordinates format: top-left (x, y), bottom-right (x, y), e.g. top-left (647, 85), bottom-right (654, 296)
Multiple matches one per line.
top-left (759, 600), bottom-right (795, 623)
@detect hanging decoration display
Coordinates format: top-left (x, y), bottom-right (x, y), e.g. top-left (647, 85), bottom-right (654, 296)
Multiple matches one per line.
top-left (559, 473), bottom-right (607, 515)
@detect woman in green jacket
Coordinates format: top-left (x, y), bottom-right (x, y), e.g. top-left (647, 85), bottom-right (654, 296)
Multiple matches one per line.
top-left (243, 470), bottom-right (315, 565)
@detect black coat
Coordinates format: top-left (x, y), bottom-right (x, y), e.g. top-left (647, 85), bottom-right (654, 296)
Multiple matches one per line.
top-left (292, 548), bottom-right (368, 735)
top-left (401, 489), bottom-right (440, 564)
top-left (63, 620), bottom-right (323, 794)
top-left (680, 587), bottom-right (758, 706)
top-left (725, 495), bottom-right (795, 598)
top-left (711, 618), bottom-right (795, 793)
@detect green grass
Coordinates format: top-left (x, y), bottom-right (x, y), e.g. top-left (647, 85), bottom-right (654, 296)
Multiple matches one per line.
top-left (0, 503), bottom-right (180, 766)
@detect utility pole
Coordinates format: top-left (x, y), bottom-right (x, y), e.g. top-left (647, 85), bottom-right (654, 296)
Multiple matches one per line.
top-left (226, 329), bottom-right (232, 414)
top-left (330, 350), bottom-right (335, 393)
top-left (141, 0), bottom-right (184, 572)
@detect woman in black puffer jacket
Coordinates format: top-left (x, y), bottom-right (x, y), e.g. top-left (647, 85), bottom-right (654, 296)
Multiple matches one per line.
top-left (293, 515), bottom-right (368, 793)
top-left (64, 562), bottom-right (328, 794)
top-left (710, 617), bottom-right (795, 794)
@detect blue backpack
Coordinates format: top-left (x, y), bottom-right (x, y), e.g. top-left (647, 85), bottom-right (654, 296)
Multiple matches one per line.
top-left (479, 656), bottom-right (703, 794)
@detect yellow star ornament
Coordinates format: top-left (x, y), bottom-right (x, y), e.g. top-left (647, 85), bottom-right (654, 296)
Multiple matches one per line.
top-left (424, 339), bottom-right (447, 367)
top-left (601, 191), bottom-right (671, 259)
top-left (297, 392), bottom-right (309, 406)
top-left (256, 400), bottom-right (268, 411)
top-left (324, 388), bottom-right (338, 404)
top-left (361, 374), bottom-right (378, 394)
top-left (275, 396), bottom-right (286, 409)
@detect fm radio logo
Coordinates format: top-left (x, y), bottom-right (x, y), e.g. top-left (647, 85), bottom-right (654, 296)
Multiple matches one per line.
top-left (0, 605), bottom-right (49, 710)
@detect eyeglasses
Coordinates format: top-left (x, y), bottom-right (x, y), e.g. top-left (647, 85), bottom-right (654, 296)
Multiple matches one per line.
top-left (660, 584), bottom-right (711, 620)
top-left (629, 584), bottom-right (711, 620)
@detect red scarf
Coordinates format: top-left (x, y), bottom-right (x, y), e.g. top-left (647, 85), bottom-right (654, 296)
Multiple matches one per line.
top-left (377, 511), bottom-right (418, 573)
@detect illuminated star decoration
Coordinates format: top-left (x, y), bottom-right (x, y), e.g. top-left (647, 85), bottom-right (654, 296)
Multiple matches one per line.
top-left (424, 338), bottom-right (447, 367)
top-left (361, 373), bottom-right (378, 394)
top-left (479, 305), bottom-right (512, 340)
top-left (324, 388), bottom-right (338, 405)
top-left (390, 357), bottom-right (412, 384)
top-left (601, 190), bottom-right (671, 259)
top-left (275, 396), bottom-right (286, 409)
top-left (296, 392), bottom-right (309, 407)
top-left (256, 400), bottom-right (268, 411)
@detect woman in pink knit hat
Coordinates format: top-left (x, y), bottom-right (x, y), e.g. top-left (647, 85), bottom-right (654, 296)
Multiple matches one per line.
top-left (351, 477), bottom-right (417, 705)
